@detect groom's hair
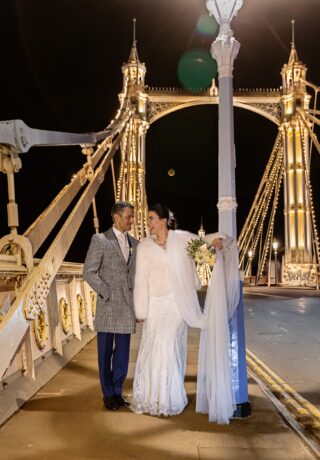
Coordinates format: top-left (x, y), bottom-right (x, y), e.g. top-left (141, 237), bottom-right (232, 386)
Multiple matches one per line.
top-left (111, 201), bottom-right (134, 221)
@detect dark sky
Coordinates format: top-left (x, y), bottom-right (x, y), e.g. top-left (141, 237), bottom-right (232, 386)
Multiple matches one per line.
top-left (0, 0), bottom-right (319, 261)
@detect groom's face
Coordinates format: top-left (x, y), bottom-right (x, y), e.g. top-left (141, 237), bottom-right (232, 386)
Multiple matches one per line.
top-left (114, 207), bottom-right (134, 232)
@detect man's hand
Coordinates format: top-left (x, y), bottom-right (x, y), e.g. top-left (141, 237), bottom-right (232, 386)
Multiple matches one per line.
top-left (211, 238), bottom-right (223, 250)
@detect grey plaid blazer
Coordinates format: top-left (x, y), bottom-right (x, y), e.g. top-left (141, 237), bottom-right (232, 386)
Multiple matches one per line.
top-left (83, 227), bottom-right (139, 334)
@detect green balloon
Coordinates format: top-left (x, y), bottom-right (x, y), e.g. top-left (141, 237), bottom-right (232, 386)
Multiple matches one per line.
top-left (178, 49), bottom-right (217, 90)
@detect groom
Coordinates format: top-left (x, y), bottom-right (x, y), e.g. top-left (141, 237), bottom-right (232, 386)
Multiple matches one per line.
top-left (83, 201), bottom-right (139, 411)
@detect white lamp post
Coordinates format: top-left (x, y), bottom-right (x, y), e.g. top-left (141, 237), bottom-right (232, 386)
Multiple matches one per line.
top-left (206, 0), bottom-right (250, 417)
top-left (273, 240), bottom-right (279, 285)
top-left (247, 249), bottom-right (253, 278)
top-left (207, 0), bottom-right (242, 236)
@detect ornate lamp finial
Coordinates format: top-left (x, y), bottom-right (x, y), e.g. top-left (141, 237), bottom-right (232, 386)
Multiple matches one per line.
top-left (206, 0), bottom-right (243, 24)
top-left (206, 0), bottom-right (243, 42)
top-left (288, 19), bottom-right (299, 65)
top-left (291, 19), bottom-right (295, 49)
top-left (127, 18), bottom-right (141, 64)
top-left (133, 18), bottom-right (136, 45)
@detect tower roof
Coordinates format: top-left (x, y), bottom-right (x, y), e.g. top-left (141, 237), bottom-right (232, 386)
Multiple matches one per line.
top-left (128, 41), bottom-right (140, 64)
top-left (288, 43), bottom-right (299, 65)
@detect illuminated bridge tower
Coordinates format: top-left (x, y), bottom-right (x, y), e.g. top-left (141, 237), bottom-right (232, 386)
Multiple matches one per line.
top-left (280, 30), bottom-right (316, 285)
top-left (117, 21), bottom-right (149, 238)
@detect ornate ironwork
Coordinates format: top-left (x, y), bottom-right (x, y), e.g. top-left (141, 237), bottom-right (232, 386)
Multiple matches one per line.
top-left (24, 269), bottom-right (52, 320)
top-left (245, 102), bottom-right (281, 123)
top-left (77, 293), bottom-right (86, 324)
top-left (90, 290), bottom-right (96, 317)
top-left (59, 297), bottom-right (71, 335)
top-left (147, 102), bottom-right (184, 122)
top-left (33, 311), bottom-right (47, 350)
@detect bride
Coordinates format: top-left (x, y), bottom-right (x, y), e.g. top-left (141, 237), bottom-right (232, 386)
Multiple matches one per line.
top-left (132, 204), bottom-right (240, 424)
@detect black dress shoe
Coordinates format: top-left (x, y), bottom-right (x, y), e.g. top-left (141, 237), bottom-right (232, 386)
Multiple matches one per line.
top-left (103, 396), bottom-right (119, 411)
top-left (114, 394), bottom-right (130, 407)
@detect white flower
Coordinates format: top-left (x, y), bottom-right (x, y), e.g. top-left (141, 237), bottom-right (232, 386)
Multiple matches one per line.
top-left (186, 239), bottom-right (216, 268)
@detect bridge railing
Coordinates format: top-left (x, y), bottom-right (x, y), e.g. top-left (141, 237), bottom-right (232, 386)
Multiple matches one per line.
top-left (1, 262), bottom-right (95, 380)
top-left (0, 258), bottom-right (101, 425)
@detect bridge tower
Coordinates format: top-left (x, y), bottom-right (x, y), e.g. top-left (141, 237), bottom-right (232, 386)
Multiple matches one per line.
top-left (117, 20), bottom-right (149, 238)
top-left (280, 22), bottom-right (317, 285)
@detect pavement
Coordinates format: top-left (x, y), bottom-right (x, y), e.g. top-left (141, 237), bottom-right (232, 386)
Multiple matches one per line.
top-left (0, 324), bottom-right (316, 460)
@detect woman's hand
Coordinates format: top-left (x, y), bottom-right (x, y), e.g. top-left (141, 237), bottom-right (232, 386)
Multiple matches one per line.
top-left (211, 238), bottom-right (223, 250)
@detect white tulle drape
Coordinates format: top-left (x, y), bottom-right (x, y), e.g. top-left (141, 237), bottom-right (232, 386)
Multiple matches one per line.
top-left (166, 231), bottom-right (206, 329)
top-left (195, 250), bottom-right (235, 423)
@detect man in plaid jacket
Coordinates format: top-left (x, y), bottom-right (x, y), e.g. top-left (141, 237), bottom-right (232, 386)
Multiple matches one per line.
top-left (83, 201), bottom-right (139, 411)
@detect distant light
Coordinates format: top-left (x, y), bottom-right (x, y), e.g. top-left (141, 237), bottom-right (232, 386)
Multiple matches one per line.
top-left (272, 240), bottom-right (279, 251)
top-left (168, 169), bottom-right (175, 177)
top-left (196, 15), bottom-right (218, 37)
top-left (178, 49), bottom-right (217, 90)
top-left (248, 250), bottom-right (253, 258)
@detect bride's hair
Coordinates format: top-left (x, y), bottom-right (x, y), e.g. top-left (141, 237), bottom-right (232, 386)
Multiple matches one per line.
top-left (149, 203), bottom-right (177, 230)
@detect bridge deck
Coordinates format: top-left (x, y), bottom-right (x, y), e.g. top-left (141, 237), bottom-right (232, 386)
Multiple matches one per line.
top-left (0, 325), bottom-right (314, 459)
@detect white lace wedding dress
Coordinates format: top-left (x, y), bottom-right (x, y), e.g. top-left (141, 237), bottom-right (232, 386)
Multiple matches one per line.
top-left (132, 238), bottom-right (188, 416)
top-left (132, 230), bottom-right (239, 423)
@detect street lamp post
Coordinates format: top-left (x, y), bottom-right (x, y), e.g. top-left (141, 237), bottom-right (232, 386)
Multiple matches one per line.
top-left (207, 0), bottom-right (242, 235)
top-left (248, 250), bottom-right (253, 279)
top-left (268, 244), bottom-right (272, 287)
top-left (273, 241), bottom-right (279, 286)
top-left (206, 0), bottom-right (250, 417)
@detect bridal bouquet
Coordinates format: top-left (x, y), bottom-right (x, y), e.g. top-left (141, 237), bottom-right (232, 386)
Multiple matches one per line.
top-left (186, 239), bottom-right (216, 267)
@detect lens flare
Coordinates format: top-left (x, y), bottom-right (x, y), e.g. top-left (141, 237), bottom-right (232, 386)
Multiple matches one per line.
top-left (196, 14), bottom-right (218, 37)
top-left (178, 49), bottom-right (217, 90)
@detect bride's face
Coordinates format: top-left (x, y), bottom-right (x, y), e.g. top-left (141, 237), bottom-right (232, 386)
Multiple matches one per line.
top-left (148, 211), bottom-right (167, 236)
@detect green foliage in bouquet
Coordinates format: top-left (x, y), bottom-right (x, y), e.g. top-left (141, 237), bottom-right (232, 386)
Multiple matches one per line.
top-left (186, 239), bottom-right (216, 267)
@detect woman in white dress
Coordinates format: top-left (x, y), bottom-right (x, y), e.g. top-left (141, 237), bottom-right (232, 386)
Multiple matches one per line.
top-left (132, 204), bottom-right (223, 417)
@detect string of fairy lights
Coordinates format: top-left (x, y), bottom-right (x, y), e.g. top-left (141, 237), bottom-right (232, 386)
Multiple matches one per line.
top-left (238, 133), bottom-right (283, 274)
top-left (300, 86), bottom-right (320, 264)
top-left (116, 115), bottom-right (148, 238)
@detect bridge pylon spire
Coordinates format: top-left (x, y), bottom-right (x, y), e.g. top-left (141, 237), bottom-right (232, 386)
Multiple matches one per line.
top-left (128, 18), bottom-right (140, 64)
top-left (291, 19), bottom-right (295, 48)
top-left (117, 25), bottom-right (149, 238)
top-left (133, 17), bottom-right (136, 42)
top-left (122, 19), bottom-right (146, 91)
top-left (288, 19), bottom-right (299, 65)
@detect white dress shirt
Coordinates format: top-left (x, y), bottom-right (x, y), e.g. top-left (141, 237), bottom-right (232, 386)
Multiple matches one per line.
top-left (113, 226), bottom-right (129, 262)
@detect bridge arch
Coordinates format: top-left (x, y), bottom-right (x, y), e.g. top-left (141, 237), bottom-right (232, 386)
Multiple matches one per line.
top-left (147, 98), bottom-right (280, 126)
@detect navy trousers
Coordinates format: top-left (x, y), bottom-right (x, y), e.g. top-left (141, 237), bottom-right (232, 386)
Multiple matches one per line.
top-left (97, 332), bottom-right (131, 398)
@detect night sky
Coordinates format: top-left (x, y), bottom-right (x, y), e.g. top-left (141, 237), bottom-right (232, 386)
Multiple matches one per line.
top-left (0, 0), bottom-right (319, 262)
